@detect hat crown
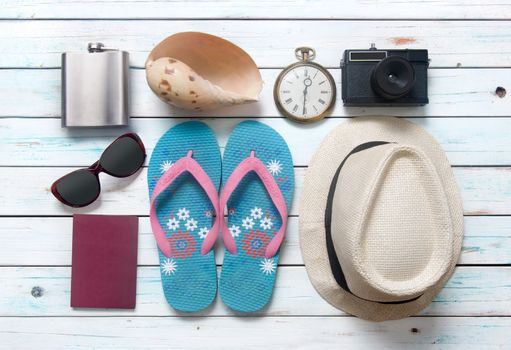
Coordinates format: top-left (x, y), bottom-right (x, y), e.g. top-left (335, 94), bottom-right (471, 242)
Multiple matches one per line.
top-left (330, 143), bottom-right (454, 303)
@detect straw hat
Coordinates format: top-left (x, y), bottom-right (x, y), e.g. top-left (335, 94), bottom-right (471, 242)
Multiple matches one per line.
top-left (299, 117), bottom-right (463, 321)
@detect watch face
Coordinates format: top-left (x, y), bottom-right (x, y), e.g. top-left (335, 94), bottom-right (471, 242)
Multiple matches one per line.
top-left (275, 63), bottom-right (335, 121)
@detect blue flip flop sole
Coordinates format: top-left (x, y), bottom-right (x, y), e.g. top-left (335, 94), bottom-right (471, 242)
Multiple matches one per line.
top-left (219, 121), bottom-right (294, 312)
top-left (148, 121), bottom-right (221, 312)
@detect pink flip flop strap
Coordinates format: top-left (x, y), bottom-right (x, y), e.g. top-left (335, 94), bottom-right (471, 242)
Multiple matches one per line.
top-left (150, 150), bottom-right (220, 257)
top-left (220, 151), bottom-right (288, 259)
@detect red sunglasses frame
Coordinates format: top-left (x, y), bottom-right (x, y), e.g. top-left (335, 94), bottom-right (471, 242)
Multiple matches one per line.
top-left (51, 133), bottom-right (146, 208)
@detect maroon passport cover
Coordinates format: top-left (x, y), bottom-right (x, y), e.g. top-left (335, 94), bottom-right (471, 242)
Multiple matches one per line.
top-left (71, 214), bottom-right (138, 309)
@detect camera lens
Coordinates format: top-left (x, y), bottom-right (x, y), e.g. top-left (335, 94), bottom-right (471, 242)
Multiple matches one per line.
top-left (371, 56), bottom-right (415, 100)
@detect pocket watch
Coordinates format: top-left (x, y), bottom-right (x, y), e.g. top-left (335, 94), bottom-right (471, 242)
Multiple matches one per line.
top-left (274, 47), bottom-right (336, 123)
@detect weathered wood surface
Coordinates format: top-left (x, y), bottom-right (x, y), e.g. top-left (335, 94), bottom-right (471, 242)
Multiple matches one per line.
top-left (3, 0), bottom-right (511, 20)
top-left (1, 68), bottom-right (509, 118)
top-left (1, 167), bottom-right (509, 216)
top-left (2, 0), bottom-right (511, 348)
top-left (1, 266), bottom-right (509, 317)
top-left (0, 316), bottom-right (510, 349)
top-left (1, 20), bottom-right (511, 68)
top-left (0, 216), bottom-right (509, 266)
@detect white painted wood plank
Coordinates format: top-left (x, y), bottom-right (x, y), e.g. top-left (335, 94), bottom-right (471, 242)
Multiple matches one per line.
top-left (460, 217), bottom-right (511, 264)
top-left (3, 117), bottom-right (511, 167)
top-left (3, 0), bottom-right (511, 20)
top-left (0, 167), bottom-right (509, 216)
top-left (2, 68), bottom-right (509, 118)
top-left (1, 266), bottom-right (509, 317)
top-left (0, 217), bottom-right (508, 266)
top-left (0, 316), bottom-right (510, 349)
top-left (2, 20), bottom-right (511, 68)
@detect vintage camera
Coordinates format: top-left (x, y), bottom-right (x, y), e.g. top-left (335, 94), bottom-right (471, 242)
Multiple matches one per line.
top-left (341, 44), bottom-right (429, 106)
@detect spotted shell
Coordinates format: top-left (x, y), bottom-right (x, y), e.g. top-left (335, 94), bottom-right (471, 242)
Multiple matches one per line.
top-left (145, 32), bottom-right (262, 111)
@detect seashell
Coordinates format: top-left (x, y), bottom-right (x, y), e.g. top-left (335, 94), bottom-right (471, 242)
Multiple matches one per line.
top-left (145, 32), bottom-right (262, 111)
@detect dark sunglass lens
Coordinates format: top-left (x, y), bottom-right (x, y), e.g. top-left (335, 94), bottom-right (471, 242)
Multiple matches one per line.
top-left (55, 170), bottom-right (100, 207)
top-left (100, 136), bottom-right (145, 177)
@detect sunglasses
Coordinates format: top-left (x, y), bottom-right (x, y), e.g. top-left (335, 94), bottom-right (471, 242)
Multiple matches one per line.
top-left (51, 133), bottom-right (146, 208)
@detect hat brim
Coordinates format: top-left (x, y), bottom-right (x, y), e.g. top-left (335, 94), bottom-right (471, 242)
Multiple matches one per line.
top-left (299, 117), bottom-right (464, 321)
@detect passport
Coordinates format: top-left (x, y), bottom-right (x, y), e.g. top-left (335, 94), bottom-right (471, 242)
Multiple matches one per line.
top-left (71, 214), bottom-right (138, 309)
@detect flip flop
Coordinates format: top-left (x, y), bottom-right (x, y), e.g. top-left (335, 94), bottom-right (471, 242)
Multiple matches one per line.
top-left (148, 121), bottom-right (221, 312)
top-left (219, 121), bottom-right (294, 312)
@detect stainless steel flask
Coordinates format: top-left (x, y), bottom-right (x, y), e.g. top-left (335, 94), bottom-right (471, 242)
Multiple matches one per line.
top-left (62, 43), bottom-right (129, 127)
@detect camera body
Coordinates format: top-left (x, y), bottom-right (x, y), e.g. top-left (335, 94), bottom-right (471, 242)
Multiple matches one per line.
top-left (341, 45), bottom-right (429, 106)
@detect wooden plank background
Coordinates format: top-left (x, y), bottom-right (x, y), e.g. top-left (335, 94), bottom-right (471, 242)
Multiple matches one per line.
top-left (0, 1), bottom-right (510, 348)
